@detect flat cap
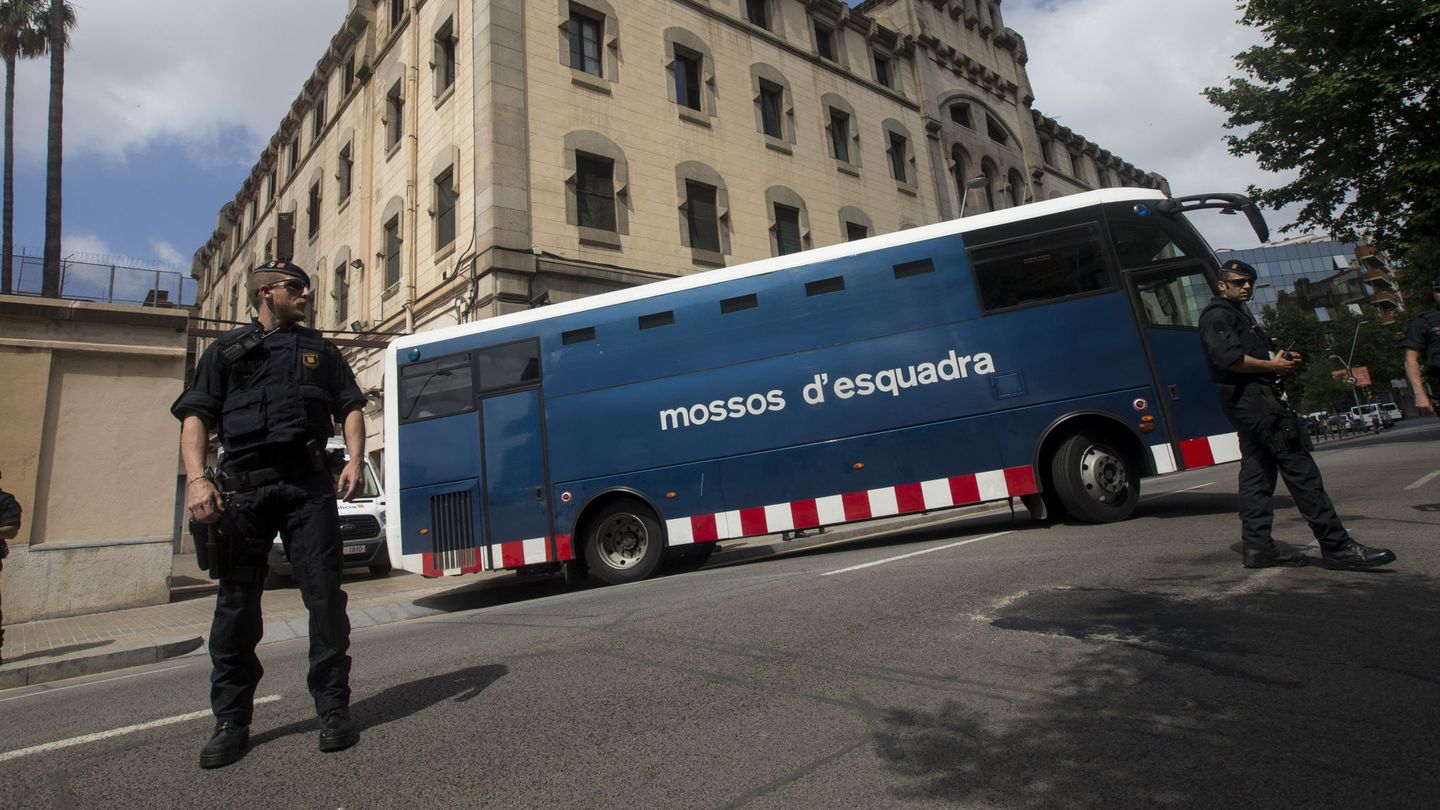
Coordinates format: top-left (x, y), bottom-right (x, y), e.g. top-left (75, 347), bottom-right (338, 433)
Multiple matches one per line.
top-left (251, 259), bottom-right (311, 288)
top-left (1220, 259), bottom-right (1257, 280)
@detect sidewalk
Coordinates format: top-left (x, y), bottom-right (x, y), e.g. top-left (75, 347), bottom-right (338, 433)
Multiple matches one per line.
top-left (0, 506), bottom-right (999, 691)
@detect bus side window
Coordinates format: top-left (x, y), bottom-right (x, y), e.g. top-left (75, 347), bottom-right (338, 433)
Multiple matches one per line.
top-left (1135, 268), bottom-right (1210, 328)
top-left (475, 340), bottom-right (541, 392)
top-left (970, 224), bottom-right (1111, 312)
top-left (398, 354), bottom-right (475, 423)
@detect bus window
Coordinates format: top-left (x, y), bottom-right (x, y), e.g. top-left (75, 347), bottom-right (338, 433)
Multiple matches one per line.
top-left (1134, 267), bottom-right (1210, 328)
top-left (399, 354), bottom-right (474, 422)
top-left (1112, 221), bottom-right (1188, 270)
top-left (971, 223), bottom-right (1111, 311)
top-left (476, 340), bottom-right (540, 393)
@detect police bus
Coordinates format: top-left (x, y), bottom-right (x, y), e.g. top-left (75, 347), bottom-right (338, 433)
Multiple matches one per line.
top-left (383, 189), bottom-right (1268, 584)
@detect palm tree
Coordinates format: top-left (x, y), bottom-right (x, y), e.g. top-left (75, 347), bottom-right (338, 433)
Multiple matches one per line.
top-left (0, 0), bottom-right (46, 295)
top-left (40, 0), bottom-right (73, 298)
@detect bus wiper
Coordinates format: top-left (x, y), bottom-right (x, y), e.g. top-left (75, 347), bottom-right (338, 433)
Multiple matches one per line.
top-left (402, 370), bottom-right (452, 420)
top-left (1154, 193), bottom-right (1269, 243)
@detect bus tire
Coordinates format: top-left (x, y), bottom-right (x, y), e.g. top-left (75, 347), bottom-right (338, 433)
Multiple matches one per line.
top-left (582, 499), bottom-right (665, 585)
top-left (1049, 432), bottom-right (1139, 523)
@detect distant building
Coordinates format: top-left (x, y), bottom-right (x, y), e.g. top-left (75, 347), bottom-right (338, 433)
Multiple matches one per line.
top-left (192, 0), bottom-right (1167, 454)
top-left (1218, 236), bottom-right (1403, 325)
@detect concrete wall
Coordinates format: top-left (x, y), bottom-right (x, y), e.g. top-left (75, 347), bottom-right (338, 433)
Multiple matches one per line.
top-left (0, 294), bottom-right (190, 622)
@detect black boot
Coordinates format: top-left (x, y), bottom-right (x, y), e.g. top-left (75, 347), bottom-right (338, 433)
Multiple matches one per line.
top-left (318, 707), bottom-right (359, 752)
top-left (199, 720), bottom-right (250, 769)
top-left (1242, 544), bottom-right (1307, 569)
top-left (1323, 541), bottom-right (1396, 570)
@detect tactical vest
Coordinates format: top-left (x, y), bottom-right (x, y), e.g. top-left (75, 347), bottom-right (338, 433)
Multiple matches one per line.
top-left (213, 325), bottom-right (339, 454)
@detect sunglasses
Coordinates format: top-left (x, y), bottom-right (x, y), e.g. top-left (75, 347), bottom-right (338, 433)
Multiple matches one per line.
top-left (1220, 276), bottom-right (1253, 287)
top-left (266, 280), bottom-right (309, 295)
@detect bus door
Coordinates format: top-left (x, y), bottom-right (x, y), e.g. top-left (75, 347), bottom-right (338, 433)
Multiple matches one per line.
top-left (479, 387), bottom-right (553, 568)
top-left (474, 340), bottom-right (552, 569)
top-left (1125, 262), bottom-right (1232, 467)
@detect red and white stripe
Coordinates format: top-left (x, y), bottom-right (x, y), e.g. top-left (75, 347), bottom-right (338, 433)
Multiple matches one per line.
top-left (1177, 432), bottom-right (1242, 470)
top-left (420, 534), bottom-right (575, 576)
top-left (665, 464), bottom-right (1037, 546)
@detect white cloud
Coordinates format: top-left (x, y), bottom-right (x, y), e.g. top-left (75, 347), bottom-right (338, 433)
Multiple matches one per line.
top-left (61, 232), bottom-right (113, 258)
top-left (150, 239), bottom-right (187, 269)
top-left (1003, 0), bottom-right (1305, 249)
top-left (10, 0), bottom-right (345, 166)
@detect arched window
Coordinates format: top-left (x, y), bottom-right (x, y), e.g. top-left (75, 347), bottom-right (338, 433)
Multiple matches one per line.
top-left (980, 160), bottom-right (999, 213)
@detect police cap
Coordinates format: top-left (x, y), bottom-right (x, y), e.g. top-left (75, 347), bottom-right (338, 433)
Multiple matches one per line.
top-left (252, 259), bottom-right (311, 289)
top-left (1219, 259), bottom-right (1257, 281)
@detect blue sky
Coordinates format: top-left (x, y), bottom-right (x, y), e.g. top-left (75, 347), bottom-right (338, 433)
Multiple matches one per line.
top-left (5, 1), bottom-right (1284, 299)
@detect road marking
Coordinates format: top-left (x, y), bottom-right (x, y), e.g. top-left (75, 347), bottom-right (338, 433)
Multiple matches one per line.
top-left (1147, 482), bottom-right (1215, 499)
top-left (0, 665), bottom-right (188, 704)
top-left (822, 531), bottom-right (1013, 576)
top-left (1404, 470), bottom-right (1440, 491)
top-left (0, 694), bottom-right (281, 764)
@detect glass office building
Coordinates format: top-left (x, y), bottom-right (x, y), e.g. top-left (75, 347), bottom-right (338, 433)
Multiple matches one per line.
top-left (1216, 236), bottom-right (1403, 324)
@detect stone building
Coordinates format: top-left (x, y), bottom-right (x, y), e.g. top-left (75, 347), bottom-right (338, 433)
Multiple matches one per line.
top-left (192, 0), bottom-right (1166, 461)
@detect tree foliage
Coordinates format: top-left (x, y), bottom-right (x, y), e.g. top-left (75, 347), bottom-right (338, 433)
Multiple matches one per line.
top-left (1261, 303), bottom-right (1406, 411)
top-left (1203, 1), bottom-right (1440, 255)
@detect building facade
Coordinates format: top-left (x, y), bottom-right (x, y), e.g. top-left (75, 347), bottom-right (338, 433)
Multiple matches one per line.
top-left (192, 0), bottom-right (1167, 458)
top-left (1217, 236), bottom-right (1403, 324)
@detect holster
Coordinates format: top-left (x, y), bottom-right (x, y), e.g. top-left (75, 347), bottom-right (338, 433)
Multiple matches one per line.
top-left (1253, 386), bottom-right (1312, 453)
top-left (190, 517), bottom-right (231, 580)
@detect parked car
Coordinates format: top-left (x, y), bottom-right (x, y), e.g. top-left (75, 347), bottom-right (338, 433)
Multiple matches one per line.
top-left (265, 438), bottom-right (390, 589)
top-left (1380, 401), bottom-right (1403, 421)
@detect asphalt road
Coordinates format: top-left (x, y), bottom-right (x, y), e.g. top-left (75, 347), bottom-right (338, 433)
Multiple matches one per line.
top-left (2, 421), bottom-right (1438, 809)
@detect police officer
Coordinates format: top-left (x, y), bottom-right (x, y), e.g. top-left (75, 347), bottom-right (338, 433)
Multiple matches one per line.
top-left (1401, 274), bottom-right (1440, 416)
top-left (0, 466), bottom-right (20, 665)
top-left (172, 260), bottom-right (369, 768)
top-left (1198, 259), bottom-right (1396, 570)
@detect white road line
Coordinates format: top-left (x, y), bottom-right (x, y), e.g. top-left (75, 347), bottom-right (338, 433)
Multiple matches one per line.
top-left (1146, 482), bottom-right (1216, 499)
top-left (1404, 470), bottom-right (1440, 491)
top-left (0, 694), bottom-right (282, 764)
top-left (0, 665), bottom-right (188, 704)
top-left (822, 531), bottom-right (1013, 576)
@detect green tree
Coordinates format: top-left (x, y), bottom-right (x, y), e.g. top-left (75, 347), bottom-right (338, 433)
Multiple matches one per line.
top-left (0, 0), bottom-right (46, 295)
top-left (1203, 1), bottom-right (1440, 254)
top-left (39, 0), bottom-right (73, 298)
top-left (1264, 303), bottom-right (1406, 410)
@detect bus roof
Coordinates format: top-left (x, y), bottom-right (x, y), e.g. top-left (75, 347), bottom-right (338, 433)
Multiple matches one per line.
top-left (388, 187), bottom-right (1168, 356)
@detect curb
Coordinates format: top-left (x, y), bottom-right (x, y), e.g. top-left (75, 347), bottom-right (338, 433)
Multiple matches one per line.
top-left (0, 636), bottom-right (204, 690)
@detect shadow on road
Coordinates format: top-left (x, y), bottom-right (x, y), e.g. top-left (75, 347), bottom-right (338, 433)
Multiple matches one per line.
top-left (250, 663), bottom-right (509, 748)
top-left (872, 568), bottom-right (1440, 807)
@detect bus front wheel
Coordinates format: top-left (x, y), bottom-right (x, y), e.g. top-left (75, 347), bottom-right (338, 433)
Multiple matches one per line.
top-left (1049, 432), bottom-right (1139, 523)
top-left (583, 499), bottom-right (665, 585)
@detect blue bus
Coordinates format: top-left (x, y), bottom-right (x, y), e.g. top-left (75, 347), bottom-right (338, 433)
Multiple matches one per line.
top-left (383, 189), bottom-right (1268, 584)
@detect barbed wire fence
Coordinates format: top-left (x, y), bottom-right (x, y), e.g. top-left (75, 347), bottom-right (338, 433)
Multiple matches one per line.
top-left (6, 248), bottom-right (196, 308)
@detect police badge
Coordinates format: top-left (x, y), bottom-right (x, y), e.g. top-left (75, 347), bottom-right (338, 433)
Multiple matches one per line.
top-left (303, 351), bottom-right (321, 369)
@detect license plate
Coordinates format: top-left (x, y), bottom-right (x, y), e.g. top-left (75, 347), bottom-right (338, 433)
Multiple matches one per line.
top-left (344, 545), bottom-right (365, 555)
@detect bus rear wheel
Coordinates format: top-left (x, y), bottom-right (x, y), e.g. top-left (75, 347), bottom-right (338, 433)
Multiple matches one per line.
top-left (583, 499), bottom-right (665, 585)
top-left (1049, 432), bottom-right (1139, 523)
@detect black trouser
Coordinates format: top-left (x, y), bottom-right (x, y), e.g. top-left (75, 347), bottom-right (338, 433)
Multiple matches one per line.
top-left (1224, 389), bottom-right (1350, 553)
top-left (209, 470), bottom-right (351, 724)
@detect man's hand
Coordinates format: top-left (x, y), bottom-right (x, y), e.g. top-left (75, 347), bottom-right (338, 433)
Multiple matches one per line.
top-left (1416, 391), bottom-right (1435, 416)
top-left (337, 459), bottom-right (364, 501)
top-left (1270, 351), bottom-right (1302, 376)
top-left (187, 478), bottom-right (224, 523)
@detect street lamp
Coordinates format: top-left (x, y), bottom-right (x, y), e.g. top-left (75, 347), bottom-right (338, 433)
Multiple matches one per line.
top-left (1327, 319), bottom-right (1367, 410)
top-left (958, 175), bottom-right (988, 219)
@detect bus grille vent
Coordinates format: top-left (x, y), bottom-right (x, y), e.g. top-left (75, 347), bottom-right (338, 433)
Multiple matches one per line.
top-left (430, 490), bottom-right (477, 571)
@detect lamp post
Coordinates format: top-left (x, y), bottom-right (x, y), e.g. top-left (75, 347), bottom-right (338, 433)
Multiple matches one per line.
top-left (958, 175), bottom-right (988, 219)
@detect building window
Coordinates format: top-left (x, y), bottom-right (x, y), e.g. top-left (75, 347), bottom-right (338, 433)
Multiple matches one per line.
top-left (758, 80), bottom-right (783, 138)
top-left (338, 144), bottom-right (353, 203)
top-left (1005, 171), bottom-right (1022, 208)
top-left (982, 161), bottom-right (998, 212)
top-left (887, 132), bottom-right (908, 182)
top-left (814, 21), bottom-right (836, 61)
top-left (828, 108), bottom-right (850, 162)
top-left (873, 51), bottom-right (892, 88)
top-left (1069, 150), bottom-right (1083, 179)
top-left (341, 54), bottom-right (355, 96)
top-left (435, 19), bottom-right (457, 96)
top-left (434, 168), bottom-right (456, 250)
top-left (267, 169), bottom-right (276, 205)
top-left (248, 200), bottom-right (257, 231)
top-left (950, 103), bottom-right (972, 128)
top-left (307, 181), bottom-right (321, 238)
top-left (773, 204), bottom-right (802, 256)
top-left (288, 137), bottom-right (299, 173)
top-left (334, 262), bottom-right (349, 325)
top-left (846, 222), bottom-right (868, 241)
top-left (575, 152), bottom-right (615, 232)
top-left (313, 94), bottom-right (326, 138)
top-left (686, 180), bottom-right (720, 253)
top-left (745, 0), bottom-right (770, 30)
top-left (986, 114), bottom-right (1009, 145)
top-left (673, 47), bottom-right (702, 111)
top-left (384, 216), bottom-right (402, 289)
top-left (386, 80), bottom-right (404, 152)
top-left (569, 6), bottom-right (603, 77)
top-left (389, 0), bottom-right (404, 30)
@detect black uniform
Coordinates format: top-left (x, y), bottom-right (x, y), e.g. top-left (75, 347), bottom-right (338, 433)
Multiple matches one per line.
top-left (0, 488), bottom-right (19, 657)
top-left (1197, 295), bottom-right (1352, 555)
top-left (171, 319), bottom-right (366, 725)
top-left (1401, 307), bottom-right (1440, 397)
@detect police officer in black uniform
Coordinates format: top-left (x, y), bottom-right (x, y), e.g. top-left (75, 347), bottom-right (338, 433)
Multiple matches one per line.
top-left (1401, 274), bottom-right (1440, 417)
top-left (1198, 259), bottom-right (1396, 570)
top-left (172, 260), bottom-right (369, 768)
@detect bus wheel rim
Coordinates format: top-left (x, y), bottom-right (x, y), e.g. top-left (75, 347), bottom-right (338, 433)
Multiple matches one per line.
top-left (1078, 444), bottom-right (1127, 504)
top-left (596, 513), bottom-right (647, 569)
